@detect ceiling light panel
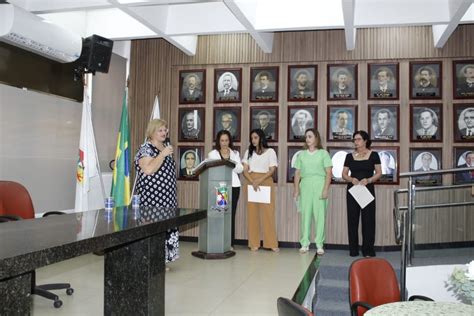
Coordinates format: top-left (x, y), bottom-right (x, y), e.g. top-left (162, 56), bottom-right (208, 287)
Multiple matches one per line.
top-left (8, 0), bottom-right (111, 12)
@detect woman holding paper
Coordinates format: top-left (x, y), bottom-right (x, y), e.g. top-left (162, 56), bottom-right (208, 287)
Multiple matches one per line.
top-left (242, 129), bottom-right (279, 252)
top-left (208, 130), bottom-right (243, 249)
top-left (342, 130), bottom-right (382, 257)
top-left (293, 129), bottom-right (333, 255)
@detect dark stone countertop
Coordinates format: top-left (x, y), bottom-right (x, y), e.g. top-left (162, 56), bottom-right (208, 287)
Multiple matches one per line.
top-left (0, 207), bottom-right (206, 280)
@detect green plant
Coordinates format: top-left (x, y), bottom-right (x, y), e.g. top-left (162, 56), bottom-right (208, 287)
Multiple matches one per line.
top-left (448, 261), bottom-right (474, 305)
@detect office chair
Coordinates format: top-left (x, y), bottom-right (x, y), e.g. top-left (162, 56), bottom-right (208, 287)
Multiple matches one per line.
top-left (277, 297), bottom-right (313, 316)
top-left (349, 257), bottom-right (432, 316)
top-left (0, 181), bottom-right (74, 308)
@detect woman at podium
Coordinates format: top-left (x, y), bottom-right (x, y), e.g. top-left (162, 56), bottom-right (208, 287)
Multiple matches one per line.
top-left (242, 129), bottom-right (279, 252)
top-left (208, 130), bottom-right (243, 249)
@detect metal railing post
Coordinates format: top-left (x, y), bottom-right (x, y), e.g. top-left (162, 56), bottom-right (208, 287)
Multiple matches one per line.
top-left (407, 177), bottom-right (415, 266)
top-left (400, 209), bottom-right (407, 301)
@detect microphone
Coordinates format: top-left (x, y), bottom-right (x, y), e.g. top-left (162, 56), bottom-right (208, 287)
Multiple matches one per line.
top-left (164, 137), bottom-right (173, 157)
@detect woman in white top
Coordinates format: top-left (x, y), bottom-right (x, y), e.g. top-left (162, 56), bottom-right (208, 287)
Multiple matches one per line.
top-left (208, 130), bottom-right (243, 248)
top-left (242, 129), bottom-right (279, 252)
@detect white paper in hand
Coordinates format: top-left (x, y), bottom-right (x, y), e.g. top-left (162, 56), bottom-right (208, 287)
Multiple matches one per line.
top-left (247, 185), bottom-right (271, 204)
top-left (348, 185), bottom-right (374, 209)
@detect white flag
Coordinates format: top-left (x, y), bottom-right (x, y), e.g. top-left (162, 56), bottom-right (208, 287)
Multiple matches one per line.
top-left (74, 89), bottom-right (100, 212)
top-left (151, 95), bottom-right (160, 119)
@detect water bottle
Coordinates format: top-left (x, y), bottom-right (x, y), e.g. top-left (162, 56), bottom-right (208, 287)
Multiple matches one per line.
top-left (105, 196), bottom-right (115, 210)
top-left (132, 195), bottom-right (140, 208)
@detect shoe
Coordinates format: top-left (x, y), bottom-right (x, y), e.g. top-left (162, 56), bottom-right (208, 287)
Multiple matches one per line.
top-left (299, 246), bottom-right (309, 253)
top-left (165, 266), bottom-right (170, 272)
top-left (250, 247), bottom-right (259, 251)
top-left (230, 246), bottom-right (234, 251)
top-left (271, 248), bottom-right (280, 253)
top-left (316, 248), bottom-right (325, 255)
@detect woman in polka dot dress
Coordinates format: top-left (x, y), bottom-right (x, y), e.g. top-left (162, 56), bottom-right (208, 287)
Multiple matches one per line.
top-left (135, 119), bottom-right (179, 263)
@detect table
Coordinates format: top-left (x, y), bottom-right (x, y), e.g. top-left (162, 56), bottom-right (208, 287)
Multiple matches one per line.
top-left (365, 301), bottom-right (474, 315)
top-left (0, 206), bottom-right (206, 315)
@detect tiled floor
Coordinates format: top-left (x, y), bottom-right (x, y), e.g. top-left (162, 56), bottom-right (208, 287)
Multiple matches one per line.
top-left (32, 242), bottom-right (314, 316)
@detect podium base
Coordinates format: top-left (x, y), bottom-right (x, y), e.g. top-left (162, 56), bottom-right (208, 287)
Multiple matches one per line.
top-left (191, 251), bottom-right (236, 260)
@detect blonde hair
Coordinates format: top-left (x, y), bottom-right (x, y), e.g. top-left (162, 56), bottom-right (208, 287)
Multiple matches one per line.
top-left (146, 119), bottom-right (168, 140)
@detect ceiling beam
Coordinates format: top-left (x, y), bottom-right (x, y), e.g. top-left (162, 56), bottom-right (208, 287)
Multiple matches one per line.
top-left (432, 0), bottom-right (472, 48)
top-left (223, 0), bottom-right (274, 53)
top-left (342, 0), bottom-right (356, 50)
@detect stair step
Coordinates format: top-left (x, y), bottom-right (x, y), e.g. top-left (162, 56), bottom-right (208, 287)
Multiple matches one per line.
top-left (318, 265), bottom-right (349, 281)
top-left (314, 299), bottom-right (351, 316)
top-left (316, 279), bottom-right (349, 302)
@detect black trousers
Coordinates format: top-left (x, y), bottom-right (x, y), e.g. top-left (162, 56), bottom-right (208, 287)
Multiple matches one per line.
top-left (231, 187), bottom-right (241, 246)
top-left (346, 186), bottom-right (376, 256)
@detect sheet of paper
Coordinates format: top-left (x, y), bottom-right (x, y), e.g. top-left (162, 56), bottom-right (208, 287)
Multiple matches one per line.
top-left (348, 185), bottom-right (375, 209)
top-left (247, 185), bottom-right (271, 204)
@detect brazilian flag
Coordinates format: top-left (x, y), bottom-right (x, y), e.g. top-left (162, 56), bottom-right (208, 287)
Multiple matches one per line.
top-left (111, 91), bottom-right (131, 207)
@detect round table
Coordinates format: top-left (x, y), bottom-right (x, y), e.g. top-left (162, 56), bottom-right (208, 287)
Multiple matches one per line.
top-left (365, 301), bottom-right (474, 315)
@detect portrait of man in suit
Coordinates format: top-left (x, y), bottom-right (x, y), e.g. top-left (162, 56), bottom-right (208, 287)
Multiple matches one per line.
top-left (369, 64), bottom-right (398, 99)
top-left (412, 106), bottom-right (441, 141)
top-left (288, 66), bottom-right (316, 101)
top-left (411, 63), bottom-right (441, 98)
top-left (251, 67), bottom-right (278, 102)
top-left (180, 71), bottom-right (205, 104)
top-left (457, 108), bottom-right (474, 140)
top-left (328, 64), bottom-right (357, 100)
top-left (454, 63), bottom-right (474, 98)
top-left (371, 107), bottom-right (397, 141)
top-left (378, 150), bottom-right (396, 182)
top-left (179, 108), bottom-right (204, 141)
top-left (214, 108), bottom-right (240, 141)
top-left (178, 148), bottom-right (202, 179)
top-left (412, 150), bottom-right (442, 186)
top-left (251, 108), bottom-right (278, 140)
top-left (289, 108), bottom-right (314, 140)
top-left (215, 70), bottom-right (240, 102)
top-left (455, 150), bottom-right (474, 184)
top-left (329, 107), bottom-right (355, 141)
top-left (328, 148), bottom-right (353, 182)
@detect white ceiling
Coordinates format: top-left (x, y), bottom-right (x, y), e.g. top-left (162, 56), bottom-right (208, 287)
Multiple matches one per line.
top-left (6, 0), bottom-right (474, 55)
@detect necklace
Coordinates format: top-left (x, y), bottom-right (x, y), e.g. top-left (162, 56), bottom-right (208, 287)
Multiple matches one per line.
top-left (354, 150), bottom-right (368, 157)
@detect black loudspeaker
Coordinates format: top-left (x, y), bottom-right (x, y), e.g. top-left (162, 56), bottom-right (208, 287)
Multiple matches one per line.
top-left (79, 35), bottom-right (114, 74)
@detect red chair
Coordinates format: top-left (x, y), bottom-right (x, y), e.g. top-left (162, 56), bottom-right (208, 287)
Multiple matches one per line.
top-left (0, 181), bottom-right (74, 308)
top-left (349, 257), bottom-right (432, 316)
top-left (277, 297), bottom-right (313, 316)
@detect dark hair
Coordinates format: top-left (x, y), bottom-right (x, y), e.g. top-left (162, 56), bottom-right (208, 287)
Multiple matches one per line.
top-left (419, 67), bottom-right (432, 75)
top-left (215, 130), bottom-right (234, 151)
top-left (303, 128), bottom-right (323, 150)
top-left (353, 130), bottom-right (371, 149)
top-left (248, 129), bottom-right (269, 159)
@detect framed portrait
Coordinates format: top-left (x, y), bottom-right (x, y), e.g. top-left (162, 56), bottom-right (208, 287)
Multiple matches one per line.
top-left (328, 147), bottom-right (352, 183)
top-left (453, 104), bottom-right (474, 142)
top-left (178, 108), bottom-right (205, 142)
top-left (368, 63), bottom-right (399, 100)
top-left (410, 104), bottom-right (442, 142)
top-left (288, 106), bottom-right (317, 142)
top-left (250, 106), bottom-right (279, 141)
top-left (287, 65), bottom-right (317, 102)
top-left (214, 68), bottom-right (242, 103)
top-left (372, 146), bottom-right (399, 184)
top-left (269, 145), bottom-right (278, 183)
top-left (250, 66), bottom-right (279, 102)
top-left (453, 147), bottom-right (474, 184)
top-left (213, 107), bottom-right (241, 142)
top-left (410, 148), bottom-right (442, 186)
top-left (287, 146), bottom-right (304, 183)
top-left (179, 70), bottom-right (206, 104)
top-left (327, 105), bottom-right (357, 142)
top-left (327, 64), bottom-right (358, 100)
top-left (409, 62), bottom-right (442, 99)
top-left (369, 105), bottom-right (399, 142)
top-left (178, 146), bottom-right (204, 181)
top-left (453, 60), bottom-right (474, 99)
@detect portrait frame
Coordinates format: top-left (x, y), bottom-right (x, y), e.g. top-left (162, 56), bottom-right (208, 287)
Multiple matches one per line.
top-left (249, 106), bottom-right (279, 142)
top-left (327, 63), bottom-right (358, 101)
top-left (327, 105), bottom-right (358, 142)
top-left (269, 145), bottom-right (278, 183)
top-left (409, 61), bottom-right (442, 99)
top-left (179, 69), bottom-right (206, 104)
top-left (178, 108), bottom-right (205, 142)
top-left (213, 107), bottom-right (241, 142)
top-left (410, 104), bottom-right (443, 142)
top-left (409, 148), bottom-right (442, 186)
top-left (368, 104), bottom-right (399, 142)
top-left (368, 63), bottom-right (399, 100)
top-left (372, 146), bottom-right (400, 185)
top-left (287, 146), bottom-right (304, 183)
top-left (177, 146), bottom-right (204, 181)
top-left (287, 106), bottom-right (317, 142)
top-left (214, 68), bottom-right (242, 103)
top-left (453, 146), bottom-right (474, 184)
top-left (287, 65), bottom-right (317, 102)
top-left (453, 104), bottom-right (474, 142)
top-left (250, 66), bottom-right (279, 103)
top-left (453, 60), bottom-right (474, 99)
top-left (327, 147), bottom-right (353, 184)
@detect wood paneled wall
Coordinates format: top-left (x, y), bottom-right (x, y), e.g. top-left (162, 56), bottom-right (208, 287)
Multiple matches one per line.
top-left (129, 26), bottom-right (474, 247)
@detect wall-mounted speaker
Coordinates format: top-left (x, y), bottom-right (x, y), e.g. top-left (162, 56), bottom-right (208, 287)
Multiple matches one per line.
top-left (78, 34), bottom-right (114, 74)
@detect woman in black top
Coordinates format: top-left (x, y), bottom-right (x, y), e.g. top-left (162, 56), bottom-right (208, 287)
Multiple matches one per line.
top-left (342, 131), bottom-right (382, 257)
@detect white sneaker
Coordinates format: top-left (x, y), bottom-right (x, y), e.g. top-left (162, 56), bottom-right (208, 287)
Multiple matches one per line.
top-left (299, 246), bottom-right (309, 253)
top-left (317, 248), bottom-right (325, 255)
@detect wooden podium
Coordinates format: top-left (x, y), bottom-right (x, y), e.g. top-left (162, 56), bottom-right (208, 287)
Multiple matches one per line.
top-left (191, 159), bottom-right (236, 259)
